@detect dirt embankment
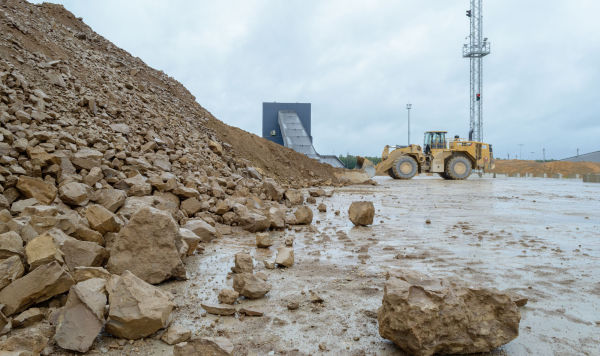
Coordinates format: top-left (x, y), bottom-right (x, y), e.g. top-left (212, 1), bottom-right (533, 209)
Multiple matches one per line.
top-left (492, 160), bottom-right (600, 176)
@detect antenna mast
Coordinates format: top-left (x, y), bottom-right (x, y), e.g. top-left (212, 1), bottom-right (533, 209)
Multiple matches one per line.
top-left (463, 0), bottom-right (490, 142)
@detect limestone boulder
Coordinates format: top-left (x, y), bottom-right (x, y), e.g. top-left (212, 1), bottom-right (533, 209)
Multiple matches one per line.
top-left (181, 197), bottom-right (202, 215)
top-left (377, 272), bottom-right (521, 356)
top-left (0, 231), bottom-right (24, 260)
top-left (25, 232), bottom-right (64, 271)
top-left (255, 232), bottom-right (273, 248)
top-left (161, 324), bottom-right (191, 345)
top-left (294, 206), bottom-right (313, 225)
top-left (284, 189), bottom-right (304, 205)
top-left (107, 207), bottom-right (186, 284)
top-left (0, 261), bottom-right (74, 316)
top-left (12, 307), bottom-right (46, 328)
top-left (263, 178), bottom-right (284, 201)
top-left (58, 182), bottom-right (90, 206)
top-left (232, 273), bottom-right (271, 299)
top-left (92, 188), bottom-right (126, 212)
top-left (177, 228), bottom-right (201, 256)
top-left (72, 148), bottom-right (102, 170)
top-left (183, 219), bottom-right (217, 243)
top-left (0, 324), bottom-right (51, 356)
top-left (275, 247), bottom-right (294, 267)
top-left (242, 212), bottom-right (270, 233)
top-left (218, 289), bottom-right (239, 305)
top-left (85, 204), bottom-right (122, 234)
top-left (268, 206), bottom-right (285, 229)
top-left (174, 337), bottom-right (234, 356)
top-left (348, 201), bottom-right (375, 226)
top-left (105, 271), bottom-right (175, 339)
top-left (72, 266), bottom-right (111, 283)
top-left (16, 176), bottom-right (57, 205)
top-left (232, 253), bottom-right (253, 274)
top-left (61, 238), bottom-right (108, 270)
top-left (54, 278), bottom-right (107, 352)
top-left (0, 255), bottom-right (24, 291)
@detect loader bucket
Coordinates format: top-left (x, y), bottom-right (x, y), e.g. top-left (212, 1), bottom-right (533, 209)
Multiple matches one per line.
top-left (356, 156), bottom-right (376, 178)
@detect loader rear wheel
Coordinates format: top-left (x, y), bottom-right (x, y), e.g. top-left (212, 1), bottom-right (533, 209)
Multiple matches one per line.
top-left (445, 155), bottom-right (472, 180)
top-left (391, 156), bottom-right (418, 180)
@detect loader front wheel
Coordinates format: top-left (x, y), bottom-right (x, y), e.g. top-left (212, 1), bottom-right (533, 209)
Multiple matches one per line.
top-left (388, 168), bottom-right (398, 179)
top-left (391, 156), bottom-right (418, 180)
top-left (445, 155), bottom-right (472, 180)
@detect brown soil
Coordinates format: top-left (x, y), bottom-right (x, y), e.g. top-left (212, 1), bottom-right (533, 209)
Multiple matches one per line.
top-left (207, 120), bottom-right (345, 187)
top-left (492, 160), bottom-right (600, 176)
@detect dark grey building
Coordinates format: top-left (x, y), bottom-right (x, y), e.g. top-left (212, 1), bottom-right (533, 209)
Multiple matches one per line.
top-left (261, 102), bottom-right (344, 168)
top-left (262, 102), bottom-right (311, 146)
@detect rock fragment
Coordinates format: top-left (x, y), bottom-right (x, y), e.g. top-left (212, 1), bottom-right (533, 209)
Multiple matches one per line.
top-left (107, 207), bottom-right (185, 284)
top-left (0, 255), bottom-right (24, 291)
top-left (0, 261), bottom-right (74, 316)
top-left (218, 289), bottom-right (239, 305)
top-left (294, 206), bottom-right (313, 225)
top-left (275, 247), bottom-right (294, 267)
top-left (348, 201), bottom-right (375, 226)
top-left (232, 252), bottom-right (253, 274)
top-left (105, 271), bottom-right (175, 339)
top-left (58, 182), bottom-right (90, 206)
top-left (377, 272), bottom-right (520, 356)
top-left (12, 307), bottom-right (45, 328)
top-left (232, 273), bottom-right (271, 299)
top-left (161, 324), bottom-right (191, 345)
top-left (0, 231), bottom-right (24, 260)
top-left (255, 232), bottom-right (273, 248)
top-left (85, 204), bottom-right (122, 234)
top-left (16, 176), bottom-right (57, 205)
top-left (201, 303), bottom-right (236, 316)
top-left (54, 278), bottom-right (107, 352)
top-left (183, 219), bottom-right (217, 243)
top-left (173, 337), bottom-right (234, 356)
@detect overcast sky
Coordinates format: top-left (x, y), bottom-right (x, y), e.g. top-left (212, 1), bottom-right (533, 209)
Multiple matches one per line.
top-left (34, 0), bottom-right (600, 159)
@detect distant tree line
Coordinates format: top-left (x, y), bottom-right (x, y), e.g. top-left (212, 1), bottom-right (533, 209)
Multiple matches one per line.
top-left (338, 155), bottom-right (382, 169)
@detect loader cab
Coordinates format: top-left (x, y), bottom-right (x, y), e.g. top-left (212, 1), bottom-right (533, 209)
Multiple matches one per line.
top-left (424, 131), bottom-right (447, 154)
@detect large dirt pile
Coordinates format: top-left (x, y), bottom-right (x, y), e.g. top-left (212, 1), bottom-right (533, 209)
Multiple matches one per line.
top-left (492, 160), bottom-right (600, 177)
top-left (0, 0), bottom-right (343, 353)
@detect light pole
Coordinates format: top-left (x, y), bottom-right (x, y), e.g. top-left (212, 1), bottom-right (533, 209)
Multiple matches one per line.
top-left (518, 144), bottom-right (524, 160)
top-left (406, 103), bottom-right (412, 146)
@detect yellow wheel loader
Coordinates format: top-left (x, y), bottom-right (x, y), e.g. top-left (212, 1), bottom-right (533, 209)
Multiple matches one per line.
top-left (357, 131), bottom-right (494, 180)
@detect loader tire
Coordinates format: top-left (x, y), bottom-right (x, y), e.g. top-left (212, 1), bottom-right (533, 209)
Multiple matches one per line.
top-left (438, 172), bottom-right (450, 180)
top-left (388, 168), bottom-right (398, 179)
top-left (445, 155), bottom-right (472, 180)
top-left (391, 156), bottom-right (418, 180)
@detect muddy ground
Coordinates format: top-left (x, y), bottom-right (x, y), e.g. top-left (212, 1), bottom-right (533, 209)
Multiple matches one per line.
top-left (80, 176), bottom-right (599, 356)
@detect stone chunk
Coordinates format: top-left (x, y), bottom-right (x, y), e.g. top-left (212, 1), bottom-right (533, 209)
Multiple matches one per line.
top-left (201, 303), bottom-right (236, 316)
top-left (58, 182), bottom-right (90, 206)
top-left (183, 219), bottom-right (217, 242)
top-left (275, 247), bottom-right (294, 267)
top-left (16, 176), bottom-right (57, 205)
top-left (54, 278), bottom-right (107, 352)
top-left (72, 266), bottom-right (111, 283)
top-left (255, 232), bottom-right (273, 248)
top-left (218, 289), bottom-right (239, 305)
top-left (348, 201), bottom-right (375, 226)
top-left (232, 273), bottom-right (271, 299)
top-left (0, 231), bottom-right (24, 260)
top-left (0, 255), bottom-right (24, 291)
top-left (239, 307), bottom-right (264, 317)
top-left (317, 203), bottom-right (327, 212)
top-left (107, 207), bottom-right (185, 284)
top-left (294, 206), bottom-right (313, 225)
top-left (161, 324), bottom-right (191, 345)
top-left (61, 238), bottom-right (108, 270)
top-left (0, 261), bottom-right (74, 316)
top-left (92, 188), bottom-right (126, 212)
top-left (242, 212), bottom-right (270, 233)
top-left (105, 271), bottom-right (175, 339)
top-left (12, 307), bottom-right (45, 328)
top-left (181, 197), bottom-right (202, 215)
top-left (72, 148), bottom-right (103, 170)
top-left (284, 189), bottom-right (304, 205)
top-left (377, 272), bottom-right (521, 356)
top-left (174, 337), bottom-right (234, 356)
top-left (232, 252), bottom-right (253, 274)
top-left (177, 228), bottom-right (201, 256)
top-left (25, 232), bottom-right (64, 271)
top-left (85, 204), bottom-right (121, 234)
top-left (263, 178), bottom-right (284, 201)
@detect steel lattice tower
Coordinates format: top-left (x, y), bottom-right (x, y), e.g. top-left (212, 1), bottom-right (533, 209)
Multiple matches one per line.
top-left (463, 0), bottom-right (490, 142)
